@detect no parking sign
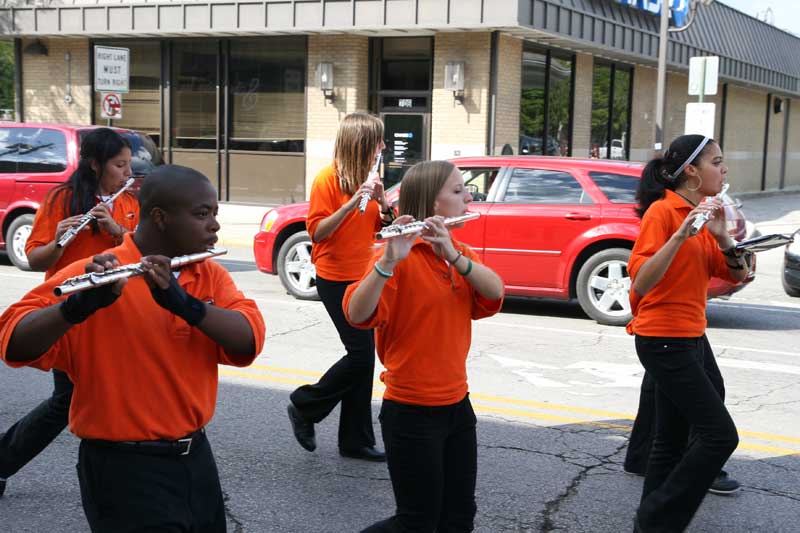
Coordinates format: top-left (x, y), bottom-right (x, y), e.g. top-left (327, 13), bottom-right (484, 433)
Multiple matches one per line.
top-left (101, 92), bottom-right (123, 120)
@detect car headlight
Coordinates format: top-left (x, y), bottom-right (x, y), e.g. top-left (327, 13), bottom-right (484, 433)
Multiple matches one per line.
top-left (788, 232), bottom-right (800, 255)
top-left (260, 209), bottom-right (280, 232)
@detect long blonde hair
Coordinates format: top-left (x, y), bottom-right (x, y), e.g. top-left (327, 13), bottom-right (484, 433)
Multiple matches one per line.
top-left (334, 113), bottom-right (384, 195)
top-left (398, 161), bottom-right (456, 221)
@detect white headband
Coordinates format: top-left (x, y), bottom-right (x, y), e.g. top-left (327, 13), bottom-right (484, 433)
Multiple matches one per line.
top-left (670, 136), bottom-right (710, 180)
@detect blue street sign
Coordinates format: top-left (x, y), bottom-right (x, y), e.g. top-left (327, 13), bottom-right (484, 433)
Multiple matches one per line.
top-left (615, 0), bottom-right (689, 28)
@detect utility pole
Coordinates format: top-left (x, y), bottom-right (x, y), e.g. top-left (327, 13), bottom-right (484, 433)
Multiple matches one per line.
top-left (653, 0), bottom-right (670, 152)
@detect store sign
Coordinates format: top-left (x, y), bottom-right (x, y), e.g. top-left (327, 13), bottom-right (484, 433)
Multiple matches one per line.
top-left (615, 0), bottom-right (689, 27)
top-left (94, 46), bottom-right (129, 93)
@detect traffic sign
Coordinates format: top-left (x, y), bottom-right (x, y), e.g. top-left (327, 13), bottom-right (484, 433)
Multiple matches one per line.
top-left (685, 102), bottom-right (715, 138)
top-left (94, 46), bottom-right (129, 93)
top-left (100, 92), bottom-right (123, 120)
top-left (688, 56), bottom-right (719, 97)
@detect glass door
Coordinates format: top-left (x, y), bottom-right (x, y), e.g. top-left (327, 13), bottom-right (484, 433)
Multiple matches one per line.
top-left (381, 112), bottom-right (428, 188)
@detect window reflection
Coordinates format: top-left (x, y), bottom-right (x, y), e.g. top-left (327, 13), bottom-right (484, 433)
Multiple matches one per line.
top-left (591, 63), bottom-right (631, 160)
top-left (589, 172), bottom-right (639, 203)
top-left (0, 127), bottom-right (67, 174)
top-left (504, 168), bottom-right (591, 204)
top-left (520, 47), bottom-right (574, 156)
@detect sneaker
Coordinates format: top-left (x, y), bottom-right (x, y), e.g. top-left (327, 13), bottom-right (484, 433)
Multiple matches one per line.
top-left (708, 470), bottom-right (740, 495)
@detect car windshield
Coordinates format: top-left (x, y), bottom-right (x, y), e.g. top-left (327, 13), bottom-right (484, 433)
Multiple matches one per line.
top-left (78, 129), bottom-right (163, 178)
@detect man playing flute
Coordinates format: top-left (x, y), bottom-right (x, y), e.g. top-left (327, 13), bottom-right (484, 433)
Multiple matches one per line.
top-left (0, 165), bottom-right (266, 532)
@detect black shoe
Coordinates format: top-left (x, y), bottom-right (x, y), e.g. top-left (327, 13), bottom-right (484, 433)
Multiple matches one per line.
top-left (287, 404), bottom-right (316, 452)
top-left (0, 478), bottom-right (6, 498)
top-left (339, 446), bottom-right (387, 462)
top-left (708, 470), bottom-right (740, 495)
top-left (623, 466), bottom-right (645, 477)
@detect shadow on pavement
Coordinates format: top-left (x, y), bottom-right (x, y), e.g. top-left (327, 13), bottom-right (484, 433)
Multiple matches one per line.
top-left (707, 301), bottom-right (800, 331)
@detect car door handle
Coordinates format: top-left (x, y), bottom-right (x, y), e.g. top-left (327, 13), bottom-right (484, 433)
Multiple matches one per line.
top-left (565, 213), bottom-right (592, 220)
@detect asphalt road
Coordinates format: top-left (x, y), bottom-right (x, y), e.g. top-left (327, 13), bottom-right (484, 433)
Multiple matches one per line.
top-left (0, 195), bottom-right (799, 532)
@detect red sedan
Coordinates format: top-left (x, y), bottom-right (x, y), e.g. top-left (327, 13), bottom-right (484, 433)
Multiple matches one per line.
top-left (254, 156), bottom-right (753, 326)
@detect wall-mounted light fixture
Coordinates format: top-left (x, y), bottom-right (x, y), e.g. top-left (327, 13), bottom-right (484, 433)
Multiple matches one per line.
top-left (316, 62), bottom-right (335, 102)
top-left (23, 39), bottom-right (48, 56)
top-left (773, 97), bottom-right (783, 114)
top-left (444, 61), bottom-right (465, 103)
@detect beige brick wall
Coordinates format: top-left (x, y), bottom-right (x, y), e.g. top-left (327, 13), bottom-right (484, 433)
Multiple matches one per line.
top-left (721, 85), bottom-right (767, 192)
top-left (22, 38), bottom-right (92, 124)
top-left (572, 53), bottom-right (593, 158)
top-left (492, 34), bottom-right (521, 155)
top-left (431, 32), bottom-right (491, 160)
top-left (785, 99), bottom-right (800, 189)
top-left (305, 35), bottom-right (369, 197)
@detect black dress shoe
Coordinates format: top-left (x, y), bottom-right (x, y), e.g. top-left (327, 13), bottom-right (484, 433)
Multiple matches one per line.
top-left (339, 446), bottom-right (387, 462)
top-left (287, 404), bottom-right (316, 452)
top-left (0, 478), bottom-right (6, 498)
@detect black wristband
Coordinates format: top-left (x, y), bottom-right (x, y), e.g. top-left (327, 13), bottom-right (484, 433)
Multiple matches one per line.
top-left (150, 275), bottom-right (207, 326)
top-left (59, 286), bottom-right (120, 324)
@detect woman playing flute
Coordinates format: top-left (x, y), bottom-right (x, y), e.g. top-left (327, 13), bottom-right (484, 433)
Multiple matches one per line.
top-left (0, 127), bottom-right (138, 498)
top-left (626, 135), bottom-right (748, 532)
top-left (344, 160), bottom-right (504, 532)
top-left (287, 112), bottom-right (392, 461)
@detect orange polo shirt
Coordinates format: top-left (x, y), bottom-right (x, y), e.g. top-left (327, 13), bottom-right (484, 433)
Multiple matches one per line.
top-left (626, 190), bottom-right (736, 337)
top-left (306, 164), bottom-right (382, 281)
top-left (343, 241), bottom-right (503, 406)
top-left (26, 187), bottom-right (140, 280)
top-left (0, 234), bottom-right (266, 442)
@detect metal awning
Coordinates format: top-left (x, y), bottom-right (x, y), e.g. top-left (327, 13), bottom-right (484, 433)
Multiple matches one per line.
top-left (1, 0), bottom-right (797, 95)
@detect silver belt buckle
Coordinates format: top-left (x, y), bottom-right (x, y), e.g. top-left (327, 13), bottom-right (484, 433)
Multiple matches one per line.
top-left (178, 436), bottom-right (193, 456)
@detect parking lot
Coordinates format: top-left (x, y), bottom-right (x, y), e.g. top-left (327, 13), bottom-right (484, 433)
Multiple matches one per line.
top-left (0, 192), bottom-right (798, 532)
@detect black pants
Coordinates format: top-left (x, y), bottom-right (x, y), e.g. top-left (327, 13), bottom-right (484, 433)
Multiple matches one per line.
top-left (290, 275), bottom-right (376, 450)
top-left (362, 396), bottom-right (477, 533)
top-left (0, 369), bottom-right (73, 479)
top-left (635, 335), bottom-right (739, 533)
top-left (77, 431), bottom-right (225, 532)
top-left (624, 335), bottom-right (725, 474)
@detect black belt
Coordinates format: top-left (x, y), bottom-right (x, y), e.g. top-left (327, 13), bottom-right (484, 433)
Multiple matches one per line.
top-left (86, 428), bottom-right (205, 457)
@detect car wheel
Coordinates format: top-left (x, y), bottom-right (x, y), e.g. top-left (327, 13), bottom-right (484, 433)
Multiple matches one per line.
top-left (782, 272), bottom-right (800, 298)
top-left (5, 213), bottom-right (34, 271)
top-left (576, 248), bottom-right (632, 326)
top-left (277, 231), bottom-right (319, 301)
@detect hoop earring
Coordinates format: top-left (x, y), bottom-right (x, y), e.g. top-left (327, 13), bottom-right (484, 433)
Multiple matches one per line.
top-left (686, 175), bottom-right (702, 192)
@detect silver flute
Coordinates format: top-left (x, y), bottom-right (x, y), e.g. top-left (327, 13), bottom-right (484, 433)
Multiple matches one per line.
top-left (375, 212), bottom-right (480, 240)
top-left (56, 177), bottom-right (136, 249)
top-left (54, 248), bottom-right (228, 297)
top-left (689, 183), bottom-right (730, 236)
top-left (358, 153), bottom-right (383, 213)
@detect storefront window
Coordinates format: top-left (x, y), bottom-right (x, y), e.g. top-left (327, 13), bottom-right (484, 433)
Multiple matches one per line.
top-left (229, 37), bottom-right (305, 153)
top-left (93, 41), bottom-right (161, 146)
top-left (172, 41), bottom-right (217, 150)
top-left (380, 37), bottom-right (431, 92)
top-left (590, 63), bottom-right (632, 160)
top-left (520, 46), bottom-right (573, 156)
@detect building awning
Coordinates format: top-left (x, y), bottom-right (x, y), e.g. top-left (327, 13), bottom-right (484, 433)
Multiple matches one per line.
top-left (1, 0), bottom-right (797, 96)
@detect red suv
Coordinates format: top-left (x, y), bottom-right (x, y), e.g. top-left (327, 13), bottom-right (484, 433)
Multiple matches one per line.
top-left (254, 156), bottom-right (753, 326)
top-left (0, 123), bottom-right (161, 270)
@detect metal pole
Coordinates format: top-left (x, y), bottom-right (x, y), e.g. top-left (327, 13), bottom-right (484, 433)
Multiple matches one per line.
top-left (698, 57), bottom-right (706, 103)
top-left (654, 0), bottom-right (670, 152)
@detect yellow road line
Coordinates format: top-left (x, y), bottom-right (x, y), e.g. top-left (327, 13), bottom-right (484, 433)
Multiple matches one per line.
top-left (220, 367), bottom-right (800, 454)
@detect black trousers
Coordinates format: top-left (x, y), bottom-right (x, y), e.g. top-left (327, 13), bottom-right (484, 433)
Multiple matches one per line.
top-left (0, 369), bottom-right (73, 479)
top-left (362, 396), bottom-right (477, 533)
top-left (624, 335), bottom-right (725, 474)
top-left (290, 275), bottom-right (377, 450)
top-left (635, 335), bottom-right (739, 533)
top-left (77, 431), bottom-right (225, 533)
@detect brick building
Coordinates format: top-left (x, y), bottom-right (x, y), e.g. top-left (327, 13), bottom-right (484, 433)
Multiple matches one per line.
top-left (1, 0), bottom-right (799, 204)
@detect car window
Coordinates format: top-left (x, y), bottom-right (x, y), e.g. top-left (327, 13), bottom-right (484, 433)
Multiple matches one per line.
top-left (460, 167), bottom-right (499, 202)
top-left (0, 127), bottom-right (68, 174)
top-left (589, 172), bottom-right (639, 204)
top-left (79, 129), bottom-right (163, 178)
top-left (503, 168), bottom-right (592, 204)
